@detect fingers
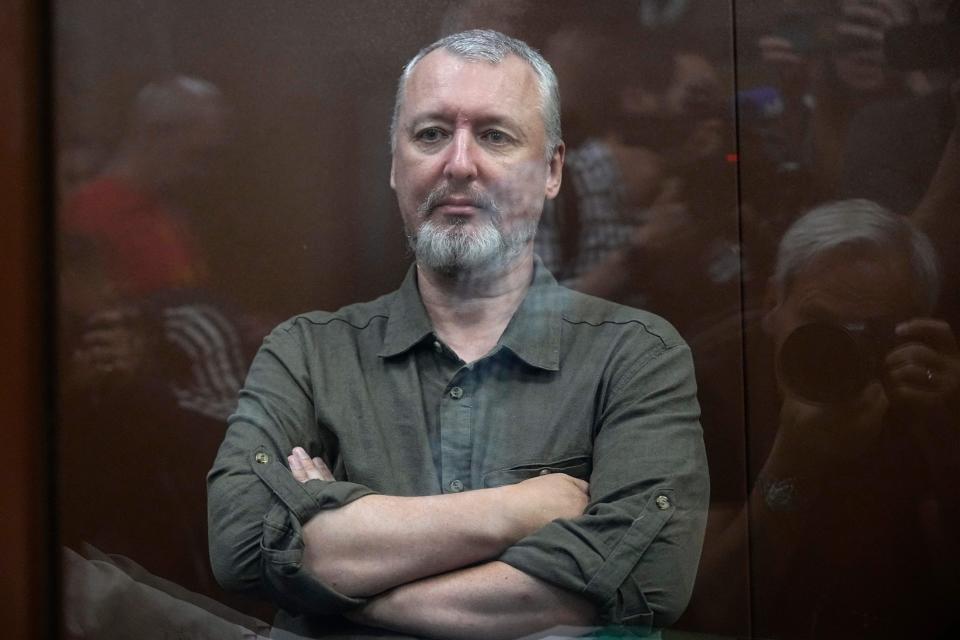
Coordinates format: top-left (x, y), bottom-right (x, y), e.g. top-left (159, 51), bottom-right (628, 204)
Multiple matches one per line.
top-left (886, 385), bottom-right (948, 408)
top-left (839, 0), bottom-right (902, 32)
top-left (74, 326), bottom-right (143, 374)
top-left (568, 477), bottom-right (590, 494)
top-left (289, 450), bottom-right (308, 482)
top-left (758, 35), bottom-right (806, 66)
top-left (835, 21), bottom-right (885, 45)
top-left (312, 457), bottom-right (335, 481)
top-left (85, 305), bottom-right (140, 328)
top-left (288, 447), bottom-right (335, 483)
top-left (895, 318), bottom-right (959, 355)
top-left (885, 338), bottom-right (960, 406)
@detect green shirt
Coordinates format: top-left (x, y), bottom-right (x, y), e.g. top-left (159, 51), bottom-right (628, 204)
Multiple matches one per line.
top-left (208, 259), bottom-right (708, 637)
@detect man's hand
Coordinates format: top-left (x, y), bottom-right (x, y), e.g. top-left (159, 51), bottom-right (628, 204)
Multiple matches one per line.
top-left (288, 446), bottom-right (334, 481)
top-left (832, 0), bottom-right (914, 93)
top-left (71, 306), bottom-right (146, 381)
top-left (757, 34), bottom-right (812, 98)
top-left (885, 318), bottom-right (960, 409)
top-left (288, 446), bottom-right (589, 539)
top-left (500, 472), bottom-right (590, 538)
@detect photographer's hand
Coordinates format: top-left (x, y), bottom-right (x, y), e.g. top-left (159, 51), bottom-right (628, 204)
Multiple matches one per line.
top-left (885, 318), bottom-right (960, 408)
top-left (758, 34), bottom-right (810, 97)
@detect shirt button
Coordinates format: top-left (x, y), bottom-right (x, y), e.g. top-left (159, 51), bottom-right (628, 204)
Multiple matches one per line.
top-left (539, 469), bottom-right (551, 476)
top-left (449, 386), bottom-right (464, 399)
top-left (255, 452), bottom-right (270, 464)
top-left (433, 340), bottom-right (442, 353)
top-left (449, 479), bottom-right (464, 492)
top-left (655, 495), bottom-right (671, 510)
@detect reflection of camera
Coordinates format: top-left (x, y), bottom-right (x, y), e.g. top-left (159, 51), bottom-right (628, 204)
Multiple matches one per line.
top-left (885, 0), bottom-right (960, 70)
top-left (778, 319), bottom-right (901, 404)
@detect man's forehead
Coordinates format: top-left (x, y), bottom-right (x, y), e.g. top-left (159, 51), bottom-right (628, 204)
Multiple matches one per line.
top-left (787, 250), bottom-right (918, 319)
top-left (401, 49), bottom-right (540, 117)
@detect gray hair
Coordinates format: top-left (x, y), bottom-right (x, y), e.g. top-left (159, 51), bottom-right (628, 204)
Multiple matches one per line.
top-left (132, 75), bottom-right (223, 130)
top-left (774, 199), bottom-right (941, 312)
top-left (389, 29), bottom-right (561, 160)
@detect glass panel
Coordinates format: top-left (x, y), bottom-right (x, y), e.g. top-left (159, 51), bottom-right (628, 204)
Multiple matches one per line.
top-left (54, 1), bottom-right (751, 638)
top-left (735, 0), bottom-right (960, 638)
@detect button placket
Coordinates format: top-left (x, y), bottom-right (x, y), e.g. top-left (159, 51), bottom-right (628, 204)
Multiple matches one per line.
top-left (439, 370), bottom-right (473, 494)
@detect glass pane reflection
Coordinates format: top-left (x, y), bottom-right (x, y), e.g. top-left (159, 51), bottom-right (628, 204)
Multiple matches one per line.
top-left (53, 1), bottom-right (959, 638)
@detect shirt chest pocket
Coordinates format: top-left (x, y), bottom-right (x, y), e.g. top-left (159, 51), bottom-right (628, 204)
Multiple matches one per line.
top-left (480, 454), bottom-right (592, 488)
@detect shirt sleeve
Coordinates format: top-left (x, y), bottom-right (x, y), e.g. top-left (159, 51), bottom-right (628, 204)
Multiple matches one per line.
top-left (207, 323), bottom-right (377, 615)
top-left (498, 340), bottom-right (709, 634)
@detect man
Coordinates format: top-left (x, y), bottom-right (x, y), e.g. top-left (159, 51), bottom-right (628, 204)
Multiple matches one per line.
top-left (208, 30), bottom-right (708, 639)
top-left (750, 199), bottom-right (960, 639)
top-left (691, 200), bottom-right (960, 638)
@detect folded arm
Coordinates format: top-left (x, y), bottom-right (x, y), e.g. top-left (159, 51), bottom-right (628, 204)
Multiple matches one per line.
top-left (288, 447), bottom-right (589, 598)
top-left (290, 451), bottom-right (597, 639)
top-left (347, 560), bottom-right (597, 640)
top-left (208, 323), bottom-right (591, 617)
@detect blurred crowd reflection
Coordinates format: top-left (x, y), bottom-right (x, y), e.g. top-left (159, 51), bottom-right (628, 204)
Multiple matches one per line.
top-left (58, 75), bottom-right (274, 625)
top-left (56, 1), bottom-right (959, 638)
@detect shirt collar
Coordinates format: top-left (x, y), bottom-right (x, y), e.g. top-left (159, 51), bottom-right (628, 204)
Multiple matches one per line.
top-left (378, 264), bottom-right (435, 358)
top-left (378, 256), bottom-right (564, 371)
top-left (496, 256), bottom-right (563, 371)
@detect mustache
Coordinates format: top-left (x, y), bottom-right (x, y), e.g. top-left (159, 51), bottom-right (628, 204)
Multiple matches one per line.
top-left (417, 183), bottom-right (499, 218)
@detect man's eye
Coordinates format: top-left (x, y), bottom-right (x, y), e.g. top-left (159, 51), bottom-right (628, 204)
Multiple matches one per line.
top-left (482, 130), bottom-right (511, 145)
top-left (416, 128), bottom-right (445, 143)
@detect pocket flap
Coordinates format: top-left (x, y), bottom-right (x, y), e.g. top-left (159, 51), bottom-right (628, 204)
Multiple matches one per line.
top-left (481, 454), bottom-right (591, 487)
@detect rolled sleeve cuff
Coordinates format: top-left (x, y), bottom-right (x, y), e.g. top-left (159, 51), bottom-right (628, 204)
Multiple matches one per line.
top-left (498, 488), bottom-right (678, 635)
top-left (251, 446), bottom-right (377, 615)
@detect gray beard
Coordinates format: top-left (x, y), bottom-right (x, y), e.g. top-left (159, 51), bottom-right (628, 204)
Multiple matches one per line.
top-left (407, 185), bottom-right (536, 274)
top-left (412, 218), bottom-right (505, 274)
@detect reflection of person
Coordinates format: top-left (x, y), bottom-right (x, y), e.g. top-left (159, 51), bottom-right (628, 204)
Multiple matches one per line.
top-left (208, 30), bottom-right (708, 639)
top-left (755, 0), bottom-right (928, 203)
top-left (913, 75), bottom-right (960, 328)
top-left (58, 76), bottom-right (262, 415)
top-left (57, 77), bottom-right (255, 607)
top-left (537, 31), bottom-right (732, 316)
top-left (842, 0), bottom-right (960, 215)
top-left (61, 75), bottom-right (228, 300)
top-left (695, 199), bottom-right (960, 638)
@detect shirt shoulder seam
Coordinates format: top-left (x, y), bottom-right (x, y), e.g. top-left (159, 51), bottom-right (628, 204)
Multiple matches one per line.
top-left (560, 316), bottom-right (670, 348)
top-left (278, 312), bottom-right (390, 334)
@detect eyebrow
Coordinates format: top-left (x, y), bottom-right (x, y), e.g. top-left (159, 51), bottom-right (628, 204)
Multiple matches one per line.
top-left (406, 112), bottom-right (528, 141)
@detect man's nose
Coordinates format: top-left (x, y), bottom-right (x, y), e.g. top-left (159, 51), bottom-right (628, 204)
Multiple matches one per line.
top-left (443, 129), bottom-right (478, 182)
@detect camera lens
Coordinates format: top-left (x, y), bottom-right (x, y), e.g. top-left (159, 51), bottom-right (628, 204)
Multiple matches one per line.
top-left (778, 322), bottom-right (873, 404)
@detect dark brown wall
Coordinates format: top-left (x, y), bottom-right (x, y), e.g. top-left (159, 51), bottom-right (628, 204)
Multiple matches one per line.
top-left (0, 1), bottom-right (49, 638)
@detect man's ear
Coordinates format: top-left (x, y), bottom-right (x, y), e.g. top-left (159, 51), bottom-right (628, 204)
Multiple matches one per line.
top-left (544, 141), bottom-right (565, 199)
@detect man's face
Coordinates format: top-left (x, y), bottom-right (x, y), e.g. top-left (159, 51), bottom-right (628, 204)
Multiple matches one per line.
top-left (391, 49), bottom-right (563, 273)
top-left (142, 102), bottom-right (230, 195)
top-left (764, 248), bottom-right (918, 361)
